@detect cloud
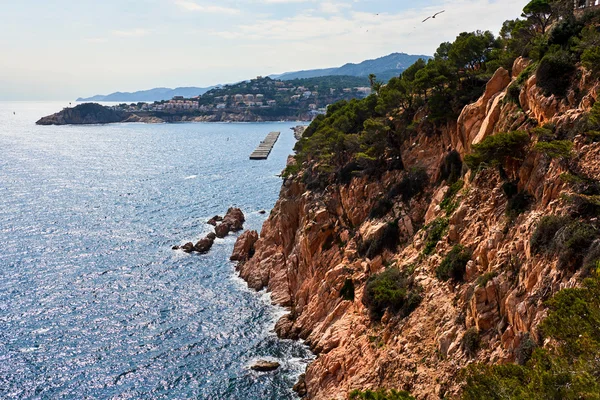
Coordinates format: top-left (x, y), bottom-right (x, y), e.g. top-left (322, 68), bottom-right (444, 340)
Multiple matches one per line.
top-left (85, 38), bottom-right (108, 43)
top-left (112, 29), bottom-right (150, 37)
top-left (319, 2), bottom-right (351, 14)
top-left (174, 0), bottom-right (241, 14)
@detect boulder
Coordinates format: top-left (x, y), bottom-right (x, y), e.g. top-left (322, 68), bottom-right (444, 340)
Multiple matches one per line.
top-left (195, 234), bottom-right (216, 253)
top-left (293, 374), bottom-right (307, 397)
top-left (207, 215), bottom-right (223, 226)
top-left (223, 207), bottom-right (245, 231)
top-left (181, 242), bottom-right (195, 253)
top-left (230, 230), bottom-right (259, 261)
top-left (215, 222), bottom-right (232, 238)
top-left (214, 208), bottom-right (246, 238)
top-left (251, 360), bottom-right (280, 372)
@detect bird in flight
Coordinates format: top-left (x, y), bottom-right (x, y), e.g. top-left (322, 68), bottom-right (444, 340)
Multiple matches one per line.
top-left (422, 10), bottom-right (445, 22)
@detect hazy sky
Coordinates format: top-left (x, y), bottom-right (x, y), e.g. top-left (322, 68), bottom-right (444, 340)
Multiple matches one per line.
top-left (0, 0), bottom-right (527, 100)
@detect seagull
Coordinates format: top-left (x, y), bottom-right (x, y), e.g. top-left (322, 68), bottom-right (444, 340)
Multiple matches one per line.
top-left (422, 10), bottom-right (445, 23)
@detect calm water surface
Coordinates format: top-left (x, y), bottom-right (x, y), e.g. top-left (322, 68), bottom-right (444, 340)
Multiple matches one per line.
top-left (0, 102), bottom-right (312, 399)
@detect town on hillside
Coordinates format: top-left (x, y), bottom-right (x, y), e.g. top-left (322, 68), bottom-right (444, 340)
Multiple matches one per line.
top-left (111, 75), bottom-right (373, 121)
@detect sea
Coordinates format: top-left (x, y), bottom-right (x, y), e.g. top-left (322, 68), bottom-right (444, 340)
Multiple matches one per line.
top-left (0, 101), bottom-right (313, 399)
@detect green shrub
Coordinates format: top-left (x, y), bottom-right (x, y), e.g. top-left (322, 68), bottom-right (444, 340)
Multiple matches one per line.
top-left (340, 278), bottom-right (355, 301)
top-left (436, 245), bottom-right (472, 281)
top-left (505, 81), bottom-right (522, 105)
top-left (533, 140), bottom-right (573, 159)
top-left (423, 218), bottom-right (449, 255)
top-left (584, 130), bottom-right (600, 142)
top-left (589, 101), bottom-right (600, 128)
top-left (536, 50), bottom-right (576, 97)
top-left (369, 197), bottom-right (394, 219)
top-left (555, 222), bottom-right (598, 271)
top-left (388, 167), bottom-right (429, 202)
top-left (515, 333), bottom-right (537, 365)
top-left (502, 181), bottom-right (519, 198)
top-left (531, 216), bottom-right (599, 271)
top-left (506, 191), bottom-right (533, 218)
top-left (339, 161), bottom-right (362, 184)
top-left (531, 125), bottom-right (556, 141)
top-left (362, 268), bottom-right (421, 321)
top-left (476, 272), bottom-right (498, 287)
top-left (464, 131), bottom-right (530, 170)
top-left (359, 221), bottom-right (401, 259)
top-left (530, 215), bottom-right (571, 254)
top-left (440, 150), bottom-right (463, 185)
top-left (440, 180), bottom-right (465, 216)
top-left (462, 327), bottom-right (480, 357)
top-left (349, 389), bottom-right (416, 400)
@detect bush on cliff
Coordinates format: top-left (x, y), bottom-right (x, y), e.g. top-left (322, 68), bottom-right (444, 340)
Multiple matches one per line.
top-left (362, 268), bottom-right (422, 321)
top-left (462, 273), bottom-right (600, 399)
top-left (536, 50), bottom-right (576, 97)
top-left (531, 216), bottom-right (599, 271)
top-left (349, 389), bottom-right (415, 400)
top-left (423, 218), bottom-right (449, 255)
top-left (340, 278), bottom-right (355, 302)
top-left (436, 245), bottom-right (472, 282)
top-left (533, 140), bottom-right (573, 159)
top-left (359, 221), bottom-right (402, 259)
top-left (388, 167), bottom-right (429, 202)
top-left (464, 131), bottom-right (530, 171)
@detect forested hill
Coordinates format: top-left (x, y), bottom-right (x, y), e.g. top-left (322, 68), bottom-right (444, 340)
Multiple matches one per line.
top-left (270, 52), bottom-right (432, 81)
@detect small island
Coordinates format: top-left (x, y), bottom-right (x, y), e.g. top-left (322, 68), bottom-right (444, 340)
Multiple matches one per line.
top-left (37, 76), bottom-right (373, 125)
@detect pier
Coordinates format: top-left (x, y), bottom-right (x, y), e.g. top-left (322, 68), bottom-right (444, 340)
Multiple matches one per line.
top-left (250, 131), bottom-right (280, 160)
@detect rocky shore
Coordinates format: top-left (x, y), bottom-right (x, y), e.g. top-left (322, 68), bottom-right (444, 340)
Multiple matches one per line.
top-left (230, 58), bottom-right (600, 399)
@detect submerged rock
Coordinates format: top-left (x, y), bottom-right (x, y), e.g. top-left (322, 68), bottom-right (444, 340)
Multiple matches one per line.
top-left (250, 360), bottom-right (280, 372)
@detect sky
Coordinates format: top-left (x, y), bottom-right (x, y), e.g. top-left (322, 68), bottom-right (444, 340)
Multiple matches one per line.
top-left (0, 0), bottom-right (528, 100)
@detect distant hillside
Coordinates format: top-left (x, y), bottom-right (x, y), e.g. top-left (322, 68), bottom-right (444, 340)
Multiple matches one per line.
top-left (271, 53), bottom-right (432, 81)
top-left (76, 86), bottom-right (217, 102)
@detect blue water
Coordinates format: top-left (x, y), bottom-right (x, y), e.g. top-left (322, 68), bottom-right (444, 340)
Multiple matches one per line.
top-left (0, 102), bottom-right (312, 399)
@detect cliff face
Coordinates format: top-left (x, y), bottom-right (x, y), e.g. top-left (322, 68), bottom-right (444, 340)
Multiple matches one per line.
top-left (234, 58), bottom-right (599, 400)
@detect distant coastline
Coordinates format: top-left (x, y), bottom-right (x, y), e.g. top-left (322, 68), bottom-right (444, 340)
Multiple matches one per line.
top-left (36, 103), bottom-right (313, 126)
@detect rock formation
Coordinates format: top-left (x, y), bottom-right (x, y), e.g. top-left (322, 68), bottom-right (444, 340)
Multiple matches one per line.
top-left (231, 59), bottom-right (600, 399)
top-left (36, 103), bottom-right (131, 125)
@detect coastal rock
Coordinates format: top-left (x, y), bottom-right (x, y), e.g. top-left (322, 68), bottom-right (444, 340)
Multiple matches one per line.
top-left (36, 103), bottom-right (130, 125)
top-left (207, 215), bottom-right (223, 226)
top-left (251, 360), bottom-right (280, 372)
top-left (195, 233), bottom-right (217, 254)
top-left (293, 374), bottom-right (308, 397)
top-left (181, 242), bottom-right (195, 253)
top-left (230, 230), bottom-right (259, 261)
top-left (214, 208), bottom-right (245, 238)
top-left (223, 207), bottom-right (245, 231)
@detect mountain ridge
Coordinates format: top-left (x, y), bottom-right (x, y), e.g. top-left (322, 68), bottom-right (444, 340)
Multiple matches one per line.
top-left (77, 52), bottom-right (432, 102)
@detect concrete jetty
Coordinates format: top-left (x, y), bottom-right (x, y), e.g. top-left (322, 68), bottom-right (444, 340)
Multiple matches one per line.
top-left (250, 131), bottom-right (280, 160)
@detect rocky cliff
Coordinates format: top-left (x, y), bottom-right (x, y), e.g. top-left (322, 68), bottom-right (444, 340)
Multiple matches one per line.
top-left (232, 58), bottom-right (600, 399)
